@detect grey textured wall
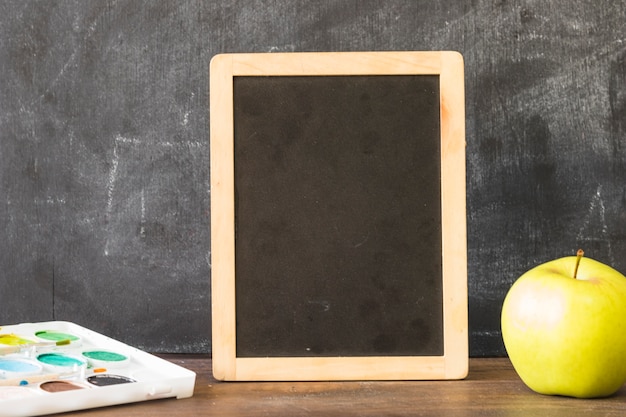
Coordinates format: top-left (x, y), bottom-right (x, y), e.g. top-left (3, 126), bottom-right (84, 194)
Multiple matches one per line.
top-left (1, 1), bottom-right (624, 356)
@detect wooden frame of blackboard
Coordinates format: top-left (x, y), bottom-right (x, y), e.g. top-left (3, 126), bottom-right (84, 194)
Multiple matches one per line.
top-left (210, 51), bottom-right (467, 381)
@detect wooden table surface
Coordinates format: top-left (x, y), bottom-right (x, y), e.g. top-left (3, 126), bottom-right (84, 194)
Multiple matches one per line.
top-left (64, 355), bottom-right (626, 416)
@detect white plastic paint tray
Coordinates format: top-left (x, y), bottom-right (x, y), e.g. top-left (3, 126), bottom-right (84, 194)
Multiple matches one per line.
top-left (0, 321), bottom-right (195, 416)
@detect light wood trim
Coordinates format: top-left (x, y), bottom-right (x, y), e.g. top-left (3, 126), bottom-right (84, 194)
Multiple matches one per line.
top-left (209, 54), bottom-right (236, 381)
top-left (210, 51), bottom-right (467, 381)
top-left (230, 51), bottom-right (444, 75)
top-left (439, 52), bottom-right (468, 380)
top-left (235, 356), bottom-right (447, 381)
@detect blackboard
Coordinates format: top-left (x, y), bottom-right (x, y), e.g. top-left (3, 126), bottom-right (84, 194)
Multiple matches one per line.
top-left (234, 75), bottom-right (444, 358)
top-left (2, 1), bottom-right (625, 359)
top-left (210, 52), bottom-right (467, 380)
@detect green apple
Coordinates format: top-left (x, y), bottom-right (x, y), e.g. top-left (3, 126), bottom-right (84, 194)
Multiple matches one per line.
top-left (501, 250), bottom-right (626, 398)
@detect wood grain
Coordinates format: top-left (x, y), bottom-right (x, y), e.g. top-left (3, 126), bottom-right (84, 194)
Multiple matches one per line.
top-left (63, 356), bottom-right (626, 416)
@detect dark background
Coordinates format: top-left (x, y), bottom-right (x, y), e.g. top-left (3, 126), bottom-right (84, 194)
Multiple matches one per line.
top-left (0, 1), bottom-right (624, 356)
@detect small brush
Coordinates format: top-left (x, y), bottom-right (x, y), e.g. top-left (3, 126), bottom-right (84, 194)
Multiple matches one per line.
top-left (0, 373), bottom-right (65, 386)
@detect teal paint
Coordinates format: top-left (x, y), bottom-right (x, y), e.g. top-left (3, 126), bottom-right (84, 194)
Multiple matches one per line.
top-left (37, 353), bottom-right (85, 368)
top-left (82, 351), bottom-right (127, 362)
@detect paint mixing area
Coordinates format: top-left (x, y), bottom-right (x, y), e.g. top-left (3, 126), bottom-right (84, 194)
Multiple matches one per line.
top-left (0, 321), bottom-right (195, 417)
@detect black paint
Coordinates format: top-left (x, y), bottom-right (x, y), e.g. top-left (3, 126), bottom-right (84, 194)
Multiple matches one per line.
top-left (1, 1), bottom-right (625, 356)
top-left (87, 374), bottom-right (136, 386)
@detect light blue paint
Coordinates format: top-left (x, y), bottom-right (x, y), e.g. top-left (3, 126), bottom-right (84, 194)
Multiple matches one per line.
top-left (0, 359), bottom-right (40, 373)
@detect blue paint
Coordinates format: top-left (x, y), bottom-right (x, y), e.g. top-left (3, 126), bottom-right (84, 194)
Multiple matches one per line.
top-left (0, 359), bottom-right (40, 373)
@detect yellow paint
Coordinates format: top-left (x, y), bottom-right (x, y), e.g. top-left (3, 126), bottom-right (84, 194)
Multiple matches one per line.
top-left (0, 334), bottom-right (34, 346)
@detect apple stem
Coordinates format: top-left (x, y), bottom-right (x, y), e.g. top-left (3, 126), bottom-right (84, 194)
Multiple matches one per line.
top-left (573, 249), bottom-right (584, 279)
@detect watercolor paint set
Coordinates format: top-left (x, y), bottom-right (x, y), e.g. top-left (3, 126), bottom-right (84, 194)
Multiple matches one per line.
top-left (0, 321), bottom-right (196, 417)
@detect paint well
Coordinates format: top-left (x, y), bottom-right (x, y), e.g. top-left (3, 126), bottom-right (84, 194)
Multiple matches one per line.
top-left (39, 381), bottom-right (84, 393)
top-left (37, 353), bottom-right (86, 369)
top-left (0, 359), bottom-right (41, 375)
top-left (86, 374), bottom-right (135, 386)
top-left (35, 331), bottom-right (80, 342)
top-left (82, 350), bottom-right (130, 368)
top-left (0, 386), bottom-right (40, 400)
top-left (0, 334), bottom-right (34, 346)
top-left (82, 351), bottom-right (127, 362)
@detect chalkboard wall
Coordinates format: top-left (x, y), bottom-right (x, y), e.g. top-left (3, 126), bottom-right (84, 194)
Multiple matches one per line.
top-left (1, 1), bottom-right (624, 356)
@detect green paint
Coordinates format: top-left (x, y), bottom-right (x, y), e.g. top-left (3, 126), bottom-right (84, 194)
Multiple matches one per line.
top-left (37, 353), bottom-right (85, 368)
top-left (82, 351), bottom-right (128, 362)
top-left (35, 330), bottom-right (79, 342)
top-left (0, 334), bottom-right (33, 346)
